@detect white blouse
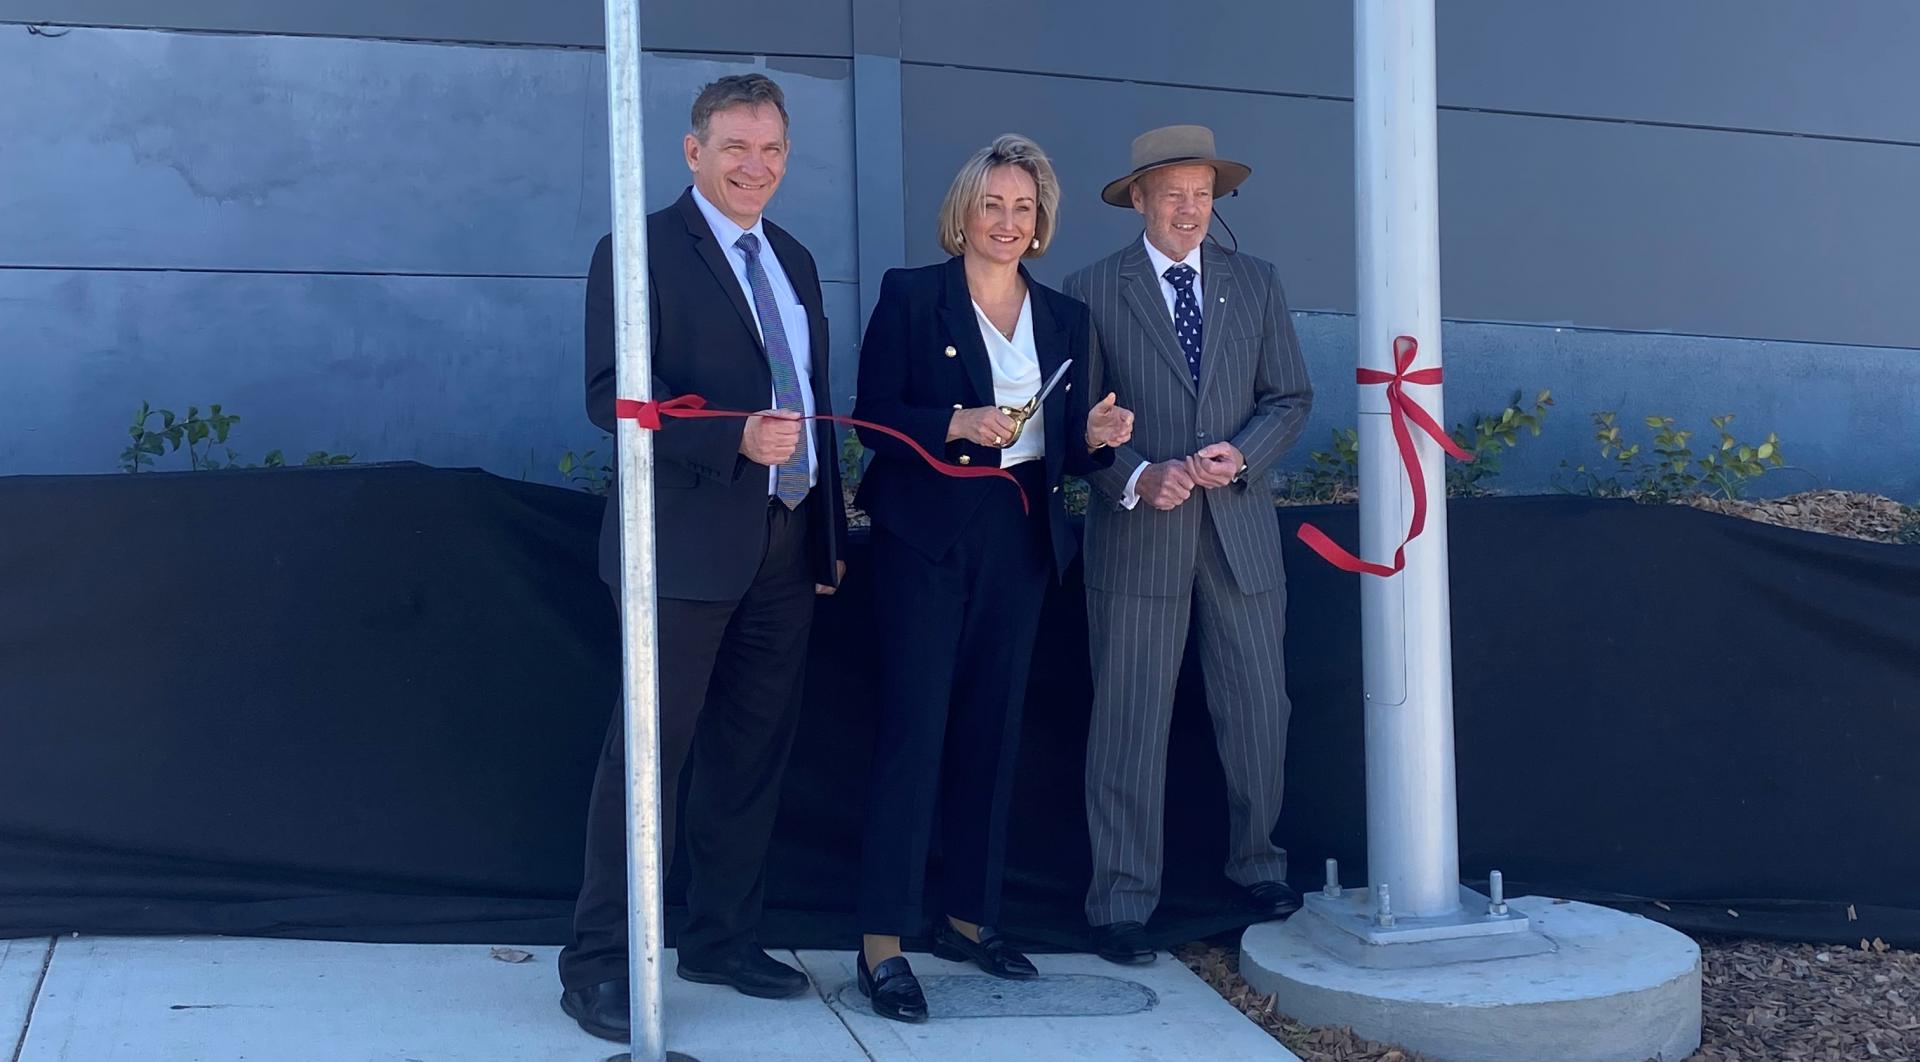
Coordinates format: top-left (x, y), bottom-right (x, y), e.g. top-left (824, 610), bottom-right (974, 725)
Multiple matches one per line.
top-left (972, 295), bottom-right (1045, 466)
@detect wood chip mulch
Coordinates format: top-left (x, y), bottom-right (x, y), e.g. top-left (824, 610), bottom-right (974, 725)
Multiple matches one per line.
top-left (1687, 489), bottom-right (1919, 545)
top-left (1179, 935), bottom-right (1920, 1061)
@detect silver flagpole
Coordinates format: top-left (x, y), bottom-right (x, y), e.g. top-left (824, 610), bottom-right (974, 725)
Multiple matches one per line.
top-left (1244, 13), bottom-right (1696, 1057)
top-left (1355, 0), bottom-right (1462, 921)
top-left (599, 0), bottom-right (667, 1058)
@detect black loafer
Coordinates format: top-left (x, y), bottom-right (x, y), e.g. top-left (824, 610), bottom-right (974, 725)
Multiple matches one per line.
top-left (1249, 881), bottom-right (1302, 919)
top-left (857, 950), bottom-right (928, 1023)
top-left (931, 923), bottom-right (1037, 980)
top-left (560, 978), bottom-right (630, 1042)
top-left (1090, 921), bottom-right (1156, 966)
top-left (676, 946), bottom-right (810, 999)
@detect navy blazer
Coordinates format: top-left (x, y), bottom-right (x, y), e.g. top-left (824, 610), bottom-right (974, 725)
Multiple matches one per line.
top-left (852, 256), bottom-right (1112, 576)
top-left (585, 189), bottom-right (849, 601)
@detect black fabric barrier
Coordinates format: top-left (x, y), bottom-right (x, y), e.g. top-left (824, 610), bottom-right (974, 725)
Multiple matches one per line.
top-left (3, 464), bottom-right (1917, 950)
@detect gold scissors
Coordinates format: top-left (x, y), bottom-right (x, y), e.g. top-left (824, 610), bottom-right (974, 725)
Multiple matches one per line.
top-left (997, 359), bottom-right (1072, 448)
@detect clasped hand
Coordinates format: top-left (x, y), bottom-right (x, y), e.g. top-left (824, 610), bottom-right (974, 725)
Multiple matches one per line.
top-left (1136, 442), bottom-right (1243, 511)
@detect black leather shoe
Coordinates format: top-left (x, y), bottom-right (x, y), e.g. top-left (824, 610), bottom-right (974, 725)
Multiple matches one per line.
top-left (857, 950), bottom-right (929, 1023)
top-left (931, 923), bottom-right (1038, 980)
top-left (1090, 921), bottom-right (1156, 965)
top-left (1249, 881), bottom-right (1302, 919)
top-left (676, 946), bottom-right (810, 999)
top-left (560, 979), bottom-right (630, 1042)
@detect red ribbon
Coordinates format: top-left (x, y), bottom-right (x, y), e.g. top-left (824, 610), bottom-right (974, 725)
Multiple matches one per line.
top-left (614, 395), bottom-right (1029, 513)
top-left (1296, 336), bottom-right (1473, 577)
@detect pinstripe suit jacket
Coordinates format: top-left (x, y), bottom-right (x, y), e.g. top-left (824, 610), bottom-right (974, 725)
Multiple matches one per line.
top-left (1064, 239), bottom-right (1313, 598)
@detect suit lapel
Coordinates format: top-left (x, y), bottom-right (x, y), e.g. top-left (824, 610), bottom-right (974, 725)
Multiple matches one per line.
top-left (1119, 244), bottom-right (1199, 397)
top-left (677, 190), bottom-right (765, 352)
top-left (938, 256), bottom-right (996, 407)
top-left (1026, 271), bottom-right (1071, 471)
top-left (1197, 243), bottom-right (1239, 405)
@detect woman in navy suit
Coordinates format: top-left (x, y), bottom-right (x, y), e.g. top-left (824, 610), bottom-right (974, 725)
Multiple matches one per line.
top-left (850, 134), bottom-right (1135, 1022)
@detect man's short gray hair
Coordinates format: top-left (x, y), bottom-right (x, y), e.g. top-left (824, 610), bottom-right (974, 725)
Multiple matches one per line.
top-left (937, 134), bottom-right (1061, 259)
top-left (690, 74), bottom-right (790, 142)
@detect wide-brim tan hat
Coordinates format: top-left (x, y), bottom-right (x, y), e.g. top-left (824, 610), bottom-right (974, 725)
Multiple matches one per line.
top-left (1101, 124), bottom-right (1252, 207)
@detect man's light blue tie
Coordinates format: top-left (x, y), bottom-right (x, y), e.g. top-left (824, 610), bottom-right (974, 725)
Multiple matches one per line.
top-left (735, 232), bottom-right (810, 509)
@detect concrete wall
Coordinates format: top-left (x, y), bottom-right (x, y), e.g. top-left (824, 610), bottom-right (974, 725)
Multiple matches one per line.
top-left (1, 3), bottom-right (1914, 497)
top-left (0, 0), bottom-right (855, 51)
top-left (0, 28), bottom-right (857, 478)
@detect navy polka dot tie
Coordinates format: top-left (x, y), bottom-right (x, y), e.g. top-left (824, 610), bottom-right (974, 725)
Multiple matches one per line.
top-left (1164, 263), bottom-right (1202, 386)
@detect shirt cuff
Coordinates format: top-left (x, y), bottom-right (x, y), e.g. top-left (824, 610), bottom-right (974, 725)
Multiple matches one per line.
top-left (1119, 460), bottom-right (1148, 510)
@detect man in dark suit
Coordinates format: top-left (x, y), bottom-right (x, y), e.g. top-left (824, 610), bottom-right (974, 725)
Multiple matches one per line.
top-left (1064, 125), bottom-right (1313, 965)
top-left (559, 73), bottom-right (847, 1042)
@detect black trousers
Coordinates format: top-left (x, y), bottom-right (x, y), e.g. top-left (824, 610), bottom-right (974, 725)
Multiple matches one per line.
top-left (857, 460), bottom-right (1051, 937)
top-left (559, 496), bottom-right (817, 989)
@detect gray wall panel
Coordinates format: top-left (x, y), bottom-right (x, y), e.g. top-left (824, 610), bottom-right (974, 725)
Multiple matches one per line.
top-left (0, 0), bottom-right (855, 54)
top-left (1439, 1), bottom-right (1920, 143)
top-left (2, 270), bottom-right (601, 479)
top-left (902, 1), bottom-right (1920, 143)
top-left (1437, 109), bottom-right (1920, 348)
top-left (0, 31), bottom-right (856, 282)
top-left (899, 64), bottom-right (1355, 309)
top-left (5, 13), bottom-right (1915, 497)
top-left (904, 64), bottom-right (1920, 349)
top-left (901, 0), bottom-right (1349, 97)
top-left (0, 270), bottom-right (863, 479)
top-left (13, 0), bottom-right (1914, 138)
top-left (1, 28), bottom-right (601, 276)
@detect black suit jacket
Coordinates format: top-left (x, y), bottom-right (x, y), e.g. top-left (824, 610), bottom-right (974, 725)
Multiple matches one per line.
top-left (585, 189), bottom-right (848, 601)
top-left (851, 257), bottom-right (1111, 576)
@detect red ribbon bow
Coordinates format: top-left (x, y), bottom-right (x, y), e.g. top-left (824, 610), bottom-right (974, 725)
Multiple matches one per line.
top-left (1296, 336), bottom-right (1472, 577)
top-left (614, 395), bottom-right (708, 430)
top-left (613, 396), bottom-right (1029, 513)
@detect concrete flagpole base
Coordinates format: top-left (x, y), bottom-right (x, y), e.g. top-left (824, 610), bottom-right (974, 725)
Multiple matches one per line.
top-left (1241, 896), bottom-right (1702, 1062)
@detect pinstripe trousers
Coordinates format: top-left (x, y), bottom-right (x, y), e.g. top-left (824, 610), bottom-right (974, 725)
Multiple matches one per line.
top-left (1083, 509), bottom-right (1292, 926)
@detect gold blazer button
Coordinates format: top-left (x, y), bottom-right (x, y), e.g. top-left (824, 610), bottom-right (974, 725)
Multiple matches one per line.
top-left (944, 346), bottom-right (958, 358)
top-left (958, 454), bottom-right (972, 465)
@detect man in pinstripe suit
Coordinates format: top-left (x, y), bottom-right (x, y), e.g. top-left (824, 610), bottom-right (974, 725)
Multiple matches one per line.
top-left (1062, 125), bottom-right (1314, 965)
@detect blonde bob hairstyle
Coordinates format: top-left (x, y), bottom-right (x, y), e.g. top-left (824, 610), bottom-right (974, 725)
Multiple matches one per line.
top-left (936, 134), bottom-right (1060, 259)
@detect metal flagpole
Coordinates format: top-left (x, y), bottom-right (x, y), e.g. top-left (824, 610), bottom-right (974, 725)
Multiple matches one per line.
top-left (599, 0), bottom-right (667, 1058)
top-left (1295, 0), bottom-right (1535, 953)
top-left (1354, 0), bottom-right (1461, 922)
top-left (1247, 14), bottom-right (1696, 1056)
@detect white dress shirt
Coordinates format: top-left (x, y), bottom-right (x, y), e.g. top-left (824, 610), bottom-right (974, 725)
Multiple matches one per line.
top-left (1121, 235), bottom-right (1204, 508)
top-left (972, 295), bottom-right (1045, 467)
top-left (690, 186), bottom-right (818, 492)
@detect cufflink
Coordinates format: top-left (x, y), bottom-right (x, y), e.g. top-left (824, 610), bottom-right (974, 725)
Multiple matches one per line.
top-left (959, 454), bottom-right (972, 465)
top-left (944, 345), bottom-right (958, 358)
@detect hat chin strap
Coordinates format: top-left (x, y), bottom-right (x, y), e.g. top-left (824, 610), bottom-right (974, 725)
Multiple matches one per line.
top-left (1207, 191), bottom-right (1240, 256)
